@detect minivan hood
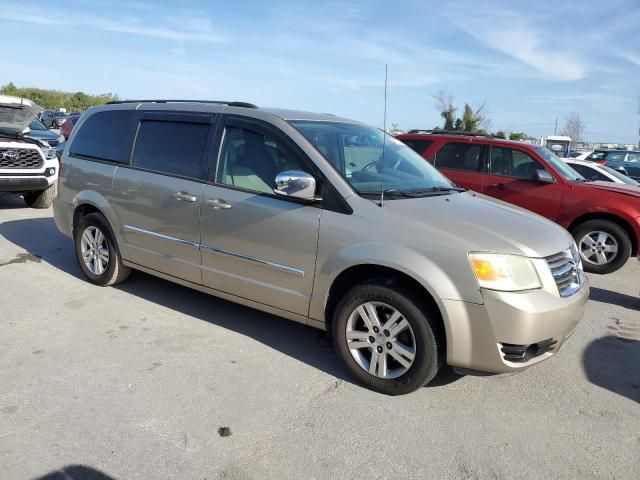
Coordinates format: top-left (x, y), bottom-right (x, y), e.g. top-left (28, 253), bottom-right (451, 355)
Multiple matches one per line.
top-left (383, 192), bottom-right (573, 258)
top-left (0, 95), bottom-right (42, 136)
top-left (580, 180), bottom-right (640, 199)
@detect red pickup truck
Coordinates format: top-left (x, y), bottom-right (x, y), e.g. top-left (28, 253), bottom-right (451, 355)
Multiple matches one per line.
top-left (396, 132), bottom-right (640, 274)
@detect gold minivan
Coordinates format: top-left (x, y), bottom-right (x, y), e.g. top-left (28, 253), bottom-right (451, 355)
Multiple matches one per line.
top-left (54, 100), bottom-right (588, 394)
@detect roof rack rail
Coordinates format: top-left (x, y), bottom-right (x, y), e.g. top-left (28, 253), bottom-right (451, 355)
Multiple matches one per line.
top-left (105, 99), bottom-right (258, 108)
top-left (407, 129), bottom-right (494, 138)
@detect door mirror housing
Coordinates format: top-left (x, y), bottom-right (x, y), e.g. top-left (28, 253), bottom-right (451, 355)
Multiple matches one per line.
top-left (534, 169), bottom-right (555, 184)
top-left (274, 170), bottom-right (319, 201)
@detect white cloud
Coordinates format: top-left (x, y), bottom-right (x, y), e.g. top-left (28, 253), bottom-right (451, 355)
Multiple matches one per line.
top-left (0, 3), bottom-right (227, 43)
top-left (621, 52), bottom-right (640, 67)
top-left (442, 7), bottom-right (585, 81)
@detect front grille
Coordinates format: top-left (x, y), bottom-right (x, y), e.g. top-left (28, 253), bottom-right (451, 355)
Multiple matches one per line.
top-left (545, 247), bottom-right (584, 297)
top-left (0, 148), bottom-right (44, 169)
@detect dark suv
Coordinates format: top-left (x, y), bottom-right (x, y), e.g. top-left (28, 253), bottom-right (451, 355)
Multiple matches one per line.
top-left (396, 132), bottom-right (640, 274)
top-left (586, 150), bottom-right (640, 180)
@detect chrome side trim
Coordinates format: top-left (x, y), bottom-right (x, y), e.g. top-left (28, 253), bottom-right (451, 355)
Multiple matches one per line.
top-left (200, 243), bottom-right (305, 277)
top-left (123, 225), bottom-right (199, 248)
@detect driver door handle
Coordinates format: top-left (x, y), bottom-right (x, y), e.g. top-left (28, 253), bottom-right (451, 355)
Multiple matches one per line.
top-left (206, 198), bottom-right (232, 210)
top-left (488, 183), bottom-right (506, 190)
top-left (173, 191), bottom-right (198, 202)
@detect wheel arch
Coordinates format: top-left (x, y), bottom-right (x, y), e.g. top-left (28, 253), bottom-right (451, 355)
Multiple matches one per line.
top-left (323, 264), bottom-right (448, 350)
top-left (568, 212), bottom-right (637, 256)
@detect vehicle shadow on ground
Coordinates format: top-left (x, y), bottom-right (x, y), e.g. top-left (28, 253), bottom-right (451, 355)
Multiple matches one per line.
top-left (0, 194), bottom-right (29, 210)
top-left (34, 465), bottom-right (116, 480)
top-left (0, 216), bottom-right (85, 280)
top-left (0, 215), bottom-right (461, 388)
top-left (589, 287), bottom-right (639, 311)
top-left (583, 336), bottom-right (640, 404)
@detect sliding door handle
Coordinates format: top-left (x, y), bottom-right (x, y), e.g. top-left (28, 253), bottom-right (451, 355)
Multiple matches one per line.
top-left (173, 191), bottom-right (198, 202)
top-left (206, 198), bottom-right (232, 210)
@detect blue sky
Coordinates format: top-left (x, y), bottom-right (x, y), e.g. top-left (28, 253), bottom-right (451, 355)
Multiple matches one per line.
top-left (1, 0), bottom-right (639, 143)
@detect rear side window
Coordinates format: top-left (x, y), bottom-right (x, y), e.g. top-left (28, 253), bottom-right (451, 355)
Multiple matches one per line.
top-left (435, 142), bottom-right (483, 171)
top-left (69, 110), bottom-right (137, 163)
top-left (570, 164), bottom-right (609, 182)
top-left (132, 120), bottom-right (210, 179)
top-left (401, 139), bottom-right (432, 156)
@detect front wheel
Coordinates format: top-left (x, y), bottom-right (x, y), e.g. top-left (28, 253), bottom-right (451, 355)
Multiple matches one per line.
top-left (74, 213), bottom-right (131, 286)
top-left (332, 281), bottom-right (443, 395)
top-left (572, 220), bottom-right (631, 274)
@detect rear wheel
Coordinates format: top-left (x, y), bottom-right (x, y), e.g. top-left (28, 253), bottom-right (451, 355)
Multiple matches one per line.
top-left (332, 281), bottom-right (443, 395)
top-left (74, 213), bottom-right (131, 286)
top-left (572, 219), bottom-right (631, 274)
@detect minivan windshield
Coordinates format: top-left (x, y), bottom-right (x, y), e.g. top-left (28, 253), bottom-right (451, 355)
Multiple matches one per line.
top-left (534, 146), bottom-right (585, 181)
top-left (289, 121), bottom-right (456, 197)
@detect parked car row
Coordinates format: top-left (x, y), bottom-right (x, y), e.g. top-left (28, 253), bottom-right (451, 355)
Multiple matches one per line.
top-left (586, 149), bottom-right (640, 180)
top-left (396, 131), bottom-right (640, 275)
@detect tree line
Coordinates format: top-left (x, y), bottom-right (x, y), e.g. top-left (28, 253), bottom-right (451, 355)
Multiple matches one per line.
top-left (0, 82), bottom-right (118, 112)
top-left (431, 90), bottom-right (586, 142)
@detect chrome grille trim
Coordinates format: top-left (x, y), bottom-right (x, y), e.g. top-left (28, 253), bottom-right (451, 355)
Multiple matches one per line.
top-left (545, 246), bottom-right (584, 297)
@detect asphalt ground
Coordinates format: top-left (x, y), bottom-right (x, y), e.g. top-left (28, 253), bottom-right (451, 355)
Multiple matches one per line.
top-left (1, 194), bottom-right (639, 480)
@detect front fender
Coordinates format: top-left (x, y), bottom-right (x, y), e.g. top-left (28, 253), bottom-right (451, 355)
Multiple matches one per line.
top-left (72, 190), bottom-right (128, 260)
top-left (309, 241), bottom-right (484, 324)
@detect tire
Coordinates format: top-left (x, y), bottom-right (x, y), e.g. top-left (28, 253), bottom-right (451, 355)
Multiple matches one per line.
top-left (332, 280), bottom-right (444, 395)
top-left (74, 212), bottom-right (131, 286)
top-left (23, 184), bottom-right (57, 209)
top-left (572, 219), bottom-right (631, 274)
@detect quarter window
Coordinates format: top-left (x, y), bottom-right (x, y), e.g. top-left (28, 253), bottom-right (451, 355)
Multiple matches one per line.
top-left (132, 120), bottom-right (210, 179)
top-left (401, 139), bottom-right (432, 156)
top-left (217, 125), bottom-right (308, 195)
top-left (435, 143), bottom-right (483, 172)
top-left (489, 147), bottom-right (545, 180)
top-left (69, 110), bottom-right (137, 164)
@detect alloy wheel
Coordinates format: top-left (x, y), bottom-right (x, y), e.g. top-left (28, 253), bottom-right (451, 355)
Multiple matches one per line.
top-left (579, 231), bottom-right (618, 266)
top-left (345, 301), bottom-right (416, 379)
top-left (80, 226), bottom-right (110, 275)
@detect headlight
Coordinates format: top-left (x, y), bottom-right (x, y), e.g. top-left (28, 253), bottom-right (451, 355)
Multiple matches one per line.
top-left (469, 253), bottom-right (541, 291)
top-left (45, 148), bottom-right (56, 160)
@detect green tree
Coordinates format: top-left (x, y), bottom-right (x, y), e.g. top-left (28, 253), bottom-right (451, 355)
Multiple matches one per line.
top-left (509, 132), bottom-right (528, 141)
top-left (494, 130), bottom-right (506, 139)
top-left (461, 104), bottom-right (478, 132)
top-left (453, 118), bottom-right (463, 130)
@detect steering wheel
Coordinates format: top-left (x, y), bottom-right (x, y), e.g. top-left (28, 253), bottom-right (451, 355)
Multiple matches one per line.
top-left (362, 155), bottom-right (404, 172)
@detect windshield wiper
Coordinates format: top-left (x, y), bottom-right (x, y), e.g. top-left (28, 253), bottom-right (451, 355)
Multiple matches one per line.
top-left (359, 189), bottom-right (414, 199)
top-left (401, 186), bottom-right (467, 197)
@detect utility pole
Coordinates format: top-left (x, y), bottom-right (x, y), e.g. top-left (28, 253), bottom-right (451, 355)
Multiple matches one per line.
top-left (554, 117), bottom-right (558, 135)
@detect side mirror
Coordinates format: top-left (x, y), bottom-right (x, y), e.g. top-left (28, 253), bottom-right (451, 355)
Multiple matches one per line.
top-left (274, 170), bottom-right (319, 201)
top-left (534, 169), bottom-right (555, 184)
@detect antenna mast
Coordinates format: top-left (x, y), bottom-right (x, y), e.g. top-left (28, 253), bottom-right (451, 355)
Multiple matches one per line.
top-left (379, 64), bottom-right (388, 207)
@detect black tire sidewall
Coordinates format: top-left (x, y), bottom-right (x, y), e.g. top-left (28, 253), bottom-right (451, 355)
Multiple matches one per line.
top-left (572, 220), bottom-right (631, 274)
top-left (74, 213), bottom-right (119, 286)
top-left (332, 282), bottom-right (441, 395)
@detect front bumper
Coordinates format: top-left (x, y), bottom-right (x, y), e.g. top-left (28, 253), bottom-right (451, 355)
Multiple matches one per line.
top-left (0, 176), bottom-right (51, 192)
top-left (443, 280), bottom-right (589, 373)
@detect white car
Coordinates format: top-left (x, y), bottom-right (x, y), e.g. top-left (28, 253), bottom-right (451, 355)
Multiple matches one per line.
top-left (565, 158), bottom-right (640, 186)
top-left (0, 95), bottom-right (59, 208)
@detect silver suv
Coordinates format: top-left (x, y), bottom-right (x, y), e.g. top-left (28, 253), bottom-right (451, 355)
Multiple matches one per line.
top-left (54, 100), bottom-right (589, 394)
